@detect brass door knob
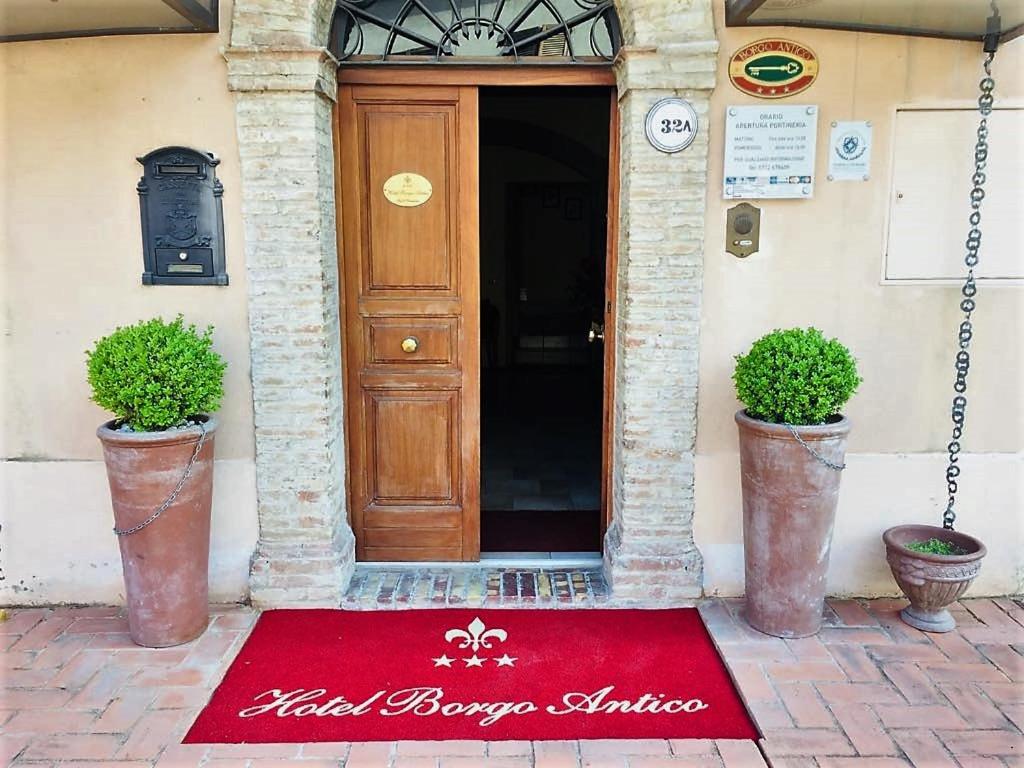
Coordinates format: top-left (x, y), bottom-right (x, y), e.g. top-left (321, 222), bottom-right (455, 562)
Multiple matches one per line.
top-left (401, 336), bottom-right (419, 353)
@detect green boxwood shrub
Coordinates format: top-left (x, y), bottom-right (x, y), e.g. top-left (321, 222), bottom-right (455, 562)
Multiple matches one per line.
top-left (86, 316), bottom-right (227, 432)
top-left (733, 327), bottom-right (860, 425)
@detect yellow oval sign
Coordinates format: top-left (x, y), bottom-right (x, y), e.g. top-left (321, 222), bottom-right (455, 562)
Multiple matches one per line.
top-left (383, 172), bottom-right (433, 207)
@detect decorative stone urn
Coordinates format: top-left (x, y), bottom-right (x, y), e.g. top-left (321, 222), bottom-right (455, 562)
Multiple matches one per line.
top-left (882, 524), bottom-right (986, 633)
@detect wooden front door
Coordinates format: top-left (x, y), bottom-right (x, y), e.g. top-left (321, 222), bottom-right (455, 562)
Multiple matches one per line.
top-left (338, 84), bottom-right (480, 561)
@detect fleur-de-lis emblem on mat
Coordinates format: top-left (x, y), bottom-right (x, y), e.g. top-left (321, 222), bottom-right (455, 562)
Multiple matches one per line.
top-left (444, 617), bottom-right (507, 652)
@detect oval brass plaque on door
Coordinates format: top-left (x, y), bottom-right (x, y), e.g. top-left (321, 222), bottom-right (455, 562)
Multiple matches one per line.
top-left (383, 172), bottom-right (433, 207)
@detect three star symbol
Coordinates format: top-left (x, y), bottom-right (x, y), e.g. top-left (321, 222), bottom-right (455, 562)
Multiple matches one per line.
top-left (431, 653), bottom-right (517, 668)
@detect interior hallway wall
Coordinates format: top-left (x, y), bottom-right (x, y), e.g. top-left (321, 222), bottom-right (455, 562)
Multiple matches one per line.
top-left (694, 1), bottom-right (1024, 596)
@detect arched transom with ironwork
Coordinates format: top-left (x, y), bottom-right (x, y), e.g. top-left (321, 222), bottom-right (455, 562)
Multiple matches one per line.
top-left (329, 0), bottom-right (621, 63)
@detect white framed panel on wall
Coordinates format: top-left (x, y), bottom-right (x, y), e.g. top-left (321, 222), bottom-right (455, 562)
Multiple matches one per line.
top-left (883, 106), bottom-right (1024, 284)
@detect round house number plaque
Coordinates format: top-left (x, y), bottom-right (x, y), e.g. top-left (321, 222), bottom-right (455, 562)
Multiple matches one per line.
top-left (644, 98), bottom-right (699, 153)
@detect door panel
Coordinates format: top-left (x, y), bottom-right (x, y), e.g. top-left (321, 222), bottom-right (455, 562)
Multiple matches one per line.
top-left (363, 527), bottom-right (463, 550)
top-left (365, 111), bottom-right (454, 291)
top-left (602, 89), bottom-right (620, 535)
top-left (339, 84), bottom-right (480, 562)
top-left (366, 317), bottom-right (457, 366)
top-left (369, 391), bottom-right (457, 502)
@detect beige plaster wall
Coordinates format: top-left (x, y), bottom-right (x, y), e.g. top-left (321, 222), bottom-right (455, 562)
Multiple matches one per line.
top-left (0, 3), bottom-right (258, 604)
top-left (695, 3), bottom-right (1024, 596)
top-left (1, 0), bottom-right (1020, 604)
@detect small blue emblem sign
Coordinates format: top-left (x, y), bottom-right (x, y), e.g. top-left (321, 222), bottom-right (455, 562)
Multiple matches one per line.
top-left (827, 121), bottom-right (872, 181)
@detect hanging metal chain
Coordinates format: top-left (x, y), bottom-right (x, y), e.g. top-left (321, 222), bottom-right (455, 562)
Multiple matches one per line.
top-left (113, 422), bottom-right (208, 537)
top-left (942, 53), bottom-right (996, 531)
top-left (784, 424), bottom-right (846, 471)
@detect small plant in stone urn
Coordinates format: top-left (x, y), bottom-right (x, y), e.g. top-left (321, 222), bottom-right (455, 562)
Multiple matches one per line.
top-left (733, 328), bottom-right (860, 638)
top-left (88, 316), bottom-right (226, 648)
top-left (882, 528), bottom-right (986, 633)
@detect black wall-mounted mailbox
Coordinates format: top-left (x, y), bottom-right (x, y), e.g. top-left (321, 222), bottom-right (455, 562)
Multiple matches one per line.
top-left (137, 146), bottom-right (228, 286)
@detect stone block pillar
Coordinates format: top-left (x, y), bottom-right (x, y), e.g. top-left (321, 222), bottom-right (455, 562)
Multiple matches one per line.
top-left (226, 23), bottom-right (354, 606)
top-left (603, 14), bottom-right (719, 602)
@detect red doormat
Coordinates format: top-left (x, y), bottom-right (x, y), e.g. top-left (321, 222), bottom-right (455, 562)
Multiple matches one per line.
top-left (185, 609), bottom-right (758, 743)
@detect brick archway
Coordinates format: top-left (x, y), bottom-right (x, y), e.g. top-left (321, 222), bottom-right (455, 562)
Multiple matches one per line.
top-left (227, 0), bottom-right (718, 606)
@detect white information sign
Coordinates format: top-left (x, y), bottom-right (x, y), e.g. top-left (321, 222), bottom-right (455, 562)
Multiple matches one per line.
top-left (723, 105), bottom-right (818, 199)
top-left (645, 98), bottom-right (699, 153)
top-left (828, 121), bottom-right (872, 181)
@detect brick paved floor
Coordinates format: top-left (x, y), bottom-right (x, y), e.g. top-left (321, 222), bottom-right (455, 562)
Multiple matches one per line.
top-left (2, 598), bottom-right (1022, 767)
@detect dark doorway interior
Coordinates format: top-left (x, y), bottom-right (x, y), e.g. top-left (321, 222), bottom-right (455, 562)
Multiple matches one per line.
top-left (479, 86), bottom-right (611, 554)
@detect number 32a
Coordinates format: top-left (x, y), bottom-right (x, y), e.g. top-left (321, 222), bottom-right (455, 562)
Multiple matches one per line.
top-left (661, 118), bottom-right (690, 134)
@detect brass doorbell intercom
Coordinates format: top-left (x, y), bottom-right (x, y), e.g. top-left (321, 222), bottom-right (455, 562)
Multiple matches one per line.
top-left (726, 202), bottom-right (761, 258)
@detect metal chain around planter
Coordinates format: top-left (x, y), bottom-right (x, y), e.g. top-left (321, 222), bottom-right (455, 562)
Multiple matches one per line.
top-left (112, 422), bottom-right (208, 536)
top-left (784, 424), bottom-right (846, 471)
top-left (942, 49), bottom-right (997, 532)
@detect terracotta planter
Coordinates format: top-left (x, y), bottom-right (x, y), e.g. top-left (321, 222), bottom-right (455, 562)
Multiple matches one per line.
top-left (97, 417), bottom-right (217, 647)
top-left (736, 410), bottom-right (850, 638)
top-left (882, 524), bottom-right (986, 633)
